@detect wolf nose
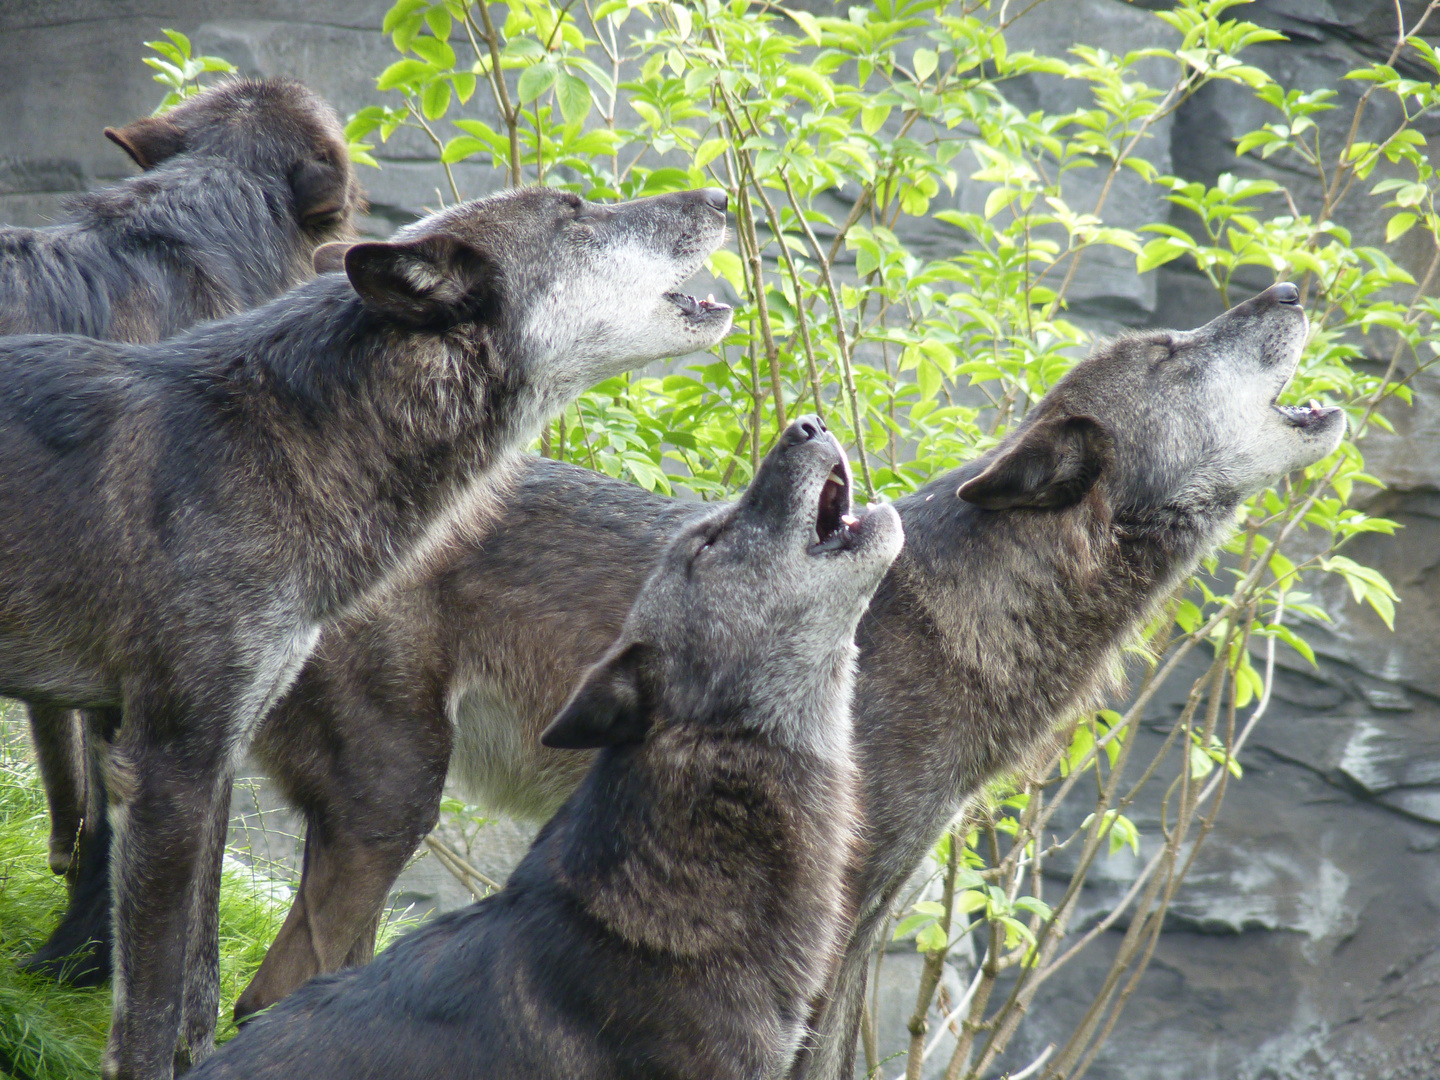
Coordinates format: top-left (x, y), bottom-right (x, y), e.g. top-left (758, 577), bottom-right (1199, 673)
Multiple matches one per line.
top-left (785, 415), bottom-right (827, 444)
top-left (1272, 282), bottom-right (1300, 304)
top-left (698, 188), bottom-right (729, 214)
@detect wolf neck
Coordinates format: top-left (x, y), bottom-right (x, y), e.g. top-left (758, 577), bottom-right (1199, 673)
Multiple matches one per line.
top-left (72, 159), bottom-right (309, 323)
top-left (550, 726), bottom-right (857, 968)
top-left (181, 277), bottom-right (526, 618)
top-left (877, 468), bottom-right (1232, 799)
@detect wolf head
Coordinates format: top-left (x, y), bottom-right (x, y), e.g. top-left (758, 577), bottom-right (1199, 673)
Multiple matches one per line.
top-left (103, 77), bottom-right (361, 241)
top-left (314, 186), bottom-right (733, 427)
top-left (542, 416), bottom-right (903, 757)
top-left (958, 283), bottom-right (1346, 526)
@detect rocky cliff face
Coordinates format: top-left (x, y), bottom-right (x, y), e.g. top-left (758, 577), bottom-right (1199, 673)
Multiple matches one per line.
top-left (1, 2), bottom-right (1436, 1077)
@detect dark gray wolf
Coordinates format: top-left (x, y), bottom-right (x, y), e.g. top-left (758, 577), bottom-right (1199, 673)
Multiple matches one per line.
top-left (0, 184), bottom-right (730, 1080)
top-left (223, 283), bottom-right (1344, 1076)
top-left (190, 416), bottom-right (903, 1080)
top-left (0, 75), bottom-right (364, 986)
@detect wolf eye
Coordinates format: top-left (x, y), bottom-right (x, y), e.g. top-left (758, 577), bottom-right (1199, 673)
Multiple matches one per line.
top-left (693, 525), bottom-right (722, 555)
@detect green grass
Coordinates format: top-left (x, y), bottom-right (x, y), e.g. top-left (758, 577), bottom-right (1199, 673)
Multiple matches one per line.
top-left (0, 707), bottom-right (294, 1080)
top-left (0, 699), bottom-right (426, 1079)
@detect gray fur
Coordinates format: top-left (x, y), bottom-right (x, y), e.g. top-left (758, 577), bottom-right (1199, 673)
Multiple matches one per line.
top-left (0, 184), bottom-right (730, 1080)
top-left (190, 417), bottom-right (902, 1080)
top-left (2, 76), bottom-right (364, 984)
top-left (230, 287), bottom-right (1343, 1070)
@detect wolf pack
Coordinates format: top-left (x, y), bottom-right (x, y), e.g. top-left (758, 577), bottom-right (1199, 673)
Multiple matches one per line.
top-left (0, 77), bottom-right (1345, 1080)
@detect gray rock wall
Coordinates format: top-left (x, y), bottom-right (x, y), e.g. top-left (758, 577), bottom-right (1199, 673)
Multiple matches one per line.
top-left (1, 2), bottom-right (1437, 1077)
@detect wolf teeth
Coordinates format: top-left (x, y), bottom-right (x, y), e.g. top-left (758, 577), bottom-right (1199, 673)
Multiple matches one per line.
top-left (841, 513), bottom-right (858, 526)
top-left (1309, 398), bottom-right (1322, 410)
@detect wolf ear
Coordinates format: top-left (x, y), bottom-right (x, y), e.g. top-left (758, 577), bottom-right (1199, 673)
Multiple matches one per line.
top-left (290, 157), bottom-right (351, 230)
top-left (541, 643), bottom-right (652, 750)
top-left (104, 116), bottom-right (186, 170)
top-left (312, 241), bottom-right (354, 274)
top-left (958, 414), bottom-right (1112, 510)
top-left (344, 235), bottom-right (495, 326)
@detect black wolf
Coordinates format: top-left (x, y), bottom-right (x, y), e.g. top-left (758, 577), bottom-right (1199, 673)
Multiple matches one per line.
top-left (191, 416), bottom-right (903, 1080)
top-left (0, 75), bottom-right (364, 987)
top-left (0, 184), bottom-right (730, 1080)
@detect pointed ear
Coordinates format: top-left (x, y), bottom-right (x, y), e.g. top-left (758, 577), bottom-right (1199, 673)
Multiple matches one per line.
top-left (958, 414), bottom-right (1112, 510)
top-left (344, 235), bottom-right (495, 326)
top-left (290, 157), bottom-right (351, 230)
top-left (541, 643), bottom-right (652, 750)
top-left (104, 115), bottom-right (186, 170)
top-left (313, 241), bottom-right (354, 274)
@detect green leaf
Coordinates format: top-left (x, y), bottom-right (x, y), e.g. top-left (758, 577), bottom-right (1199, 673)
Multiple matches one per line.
top-left (556, 72), bottom-right (592, 125)
top-left (377, 58), bottom-right (435, 91)
top-left (451, 71), bottom-right (476, 103)
top-left (706, 248), bottom-right (745, 292)
top-left (860, 105), bottom-right (891, 136)
top-left (423, 5), bottom-right (453, 42)
top-left (913, 47), bottom-right (938, 82)
top-left (161, 28), bottom-right (192, 57)
top-left (411, 35), bottom-right (456, 69)
top-left (892, 912), bottom-right (932, 939)
top-left (915, 922), bottom-right (949, 953)
top-left (1013, 895), bottom-right (1053, 920)
top-left (421, 78), bottom-right (452, 120)
top-left (517, 62), bottom-right (557, 104)
top-left (785, 65), bottom-right (834, 107)
top-left (786, 6), bottom-right (822, 45)
top-left (441, 135), bottom-right (491, 163)
top-left (383, 0), bottom-right (430, 35)
top-left (1386, 212), bottom-right (1418, 243)
top-left (694, 138), bottom-right (728, 170)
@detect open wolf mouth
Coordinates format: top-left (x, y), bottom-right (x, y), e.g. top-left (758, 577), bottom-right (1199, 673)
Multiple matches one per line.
top-left (1274, 398), bottom-right (1336, 432)
top-left (665, 289), bottom-right (731, 324)
top-left (810, 453), bottom-right (862, 555)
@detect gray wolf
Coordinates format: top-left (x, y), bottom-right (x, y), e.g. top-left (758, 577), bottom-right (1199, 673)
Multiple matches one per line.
top-left (189, 415), bottom-right (903, 1080)
top-left (0, 184), bottom-right (730, 1080)
top-left (0, 75), bottom-right (365, 987)
top-left (231, 282), bottom-right (1342, 1077)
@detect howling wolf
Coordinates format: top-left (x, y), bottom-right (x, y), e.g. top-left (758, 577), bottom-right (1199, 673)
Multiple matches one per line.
top-left (193, 415), bottom-right (903, 1080)
top-left (227, 284), bottom-right (1343, 1078)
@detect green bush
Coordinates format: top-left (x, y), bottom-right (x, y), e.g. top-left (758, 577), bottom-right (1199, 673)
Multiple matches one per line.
top-left (0, 706), bottom-right (286, 1078)
top-left (0, 706), bottom-right (419, 1079)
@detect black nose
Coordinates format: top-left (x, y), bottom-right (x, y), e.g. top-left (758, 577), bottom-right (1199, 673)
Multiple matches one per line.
top-left (1272, 282), bottom-right (1300, 304)
top-left (784, 415), bottom-right (827, 445)
top-left (698, 188), bottom-right (728, 214)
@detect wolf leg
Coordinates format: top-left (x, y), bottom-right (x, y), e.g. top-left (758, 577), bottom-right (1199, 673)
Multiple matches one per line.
top-left (25, 702), bottom-right (86, 876)
top-left (20, 707), bottom-right (120, 985)
top-left (101, 700), bottom-right (233, 1080)
top-left (237, 665), bottom-right (451, 1020)
top-left (175, 770), bottom-right (233, 1073)
top-left (233, 790), bottom-right (444, 1020)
